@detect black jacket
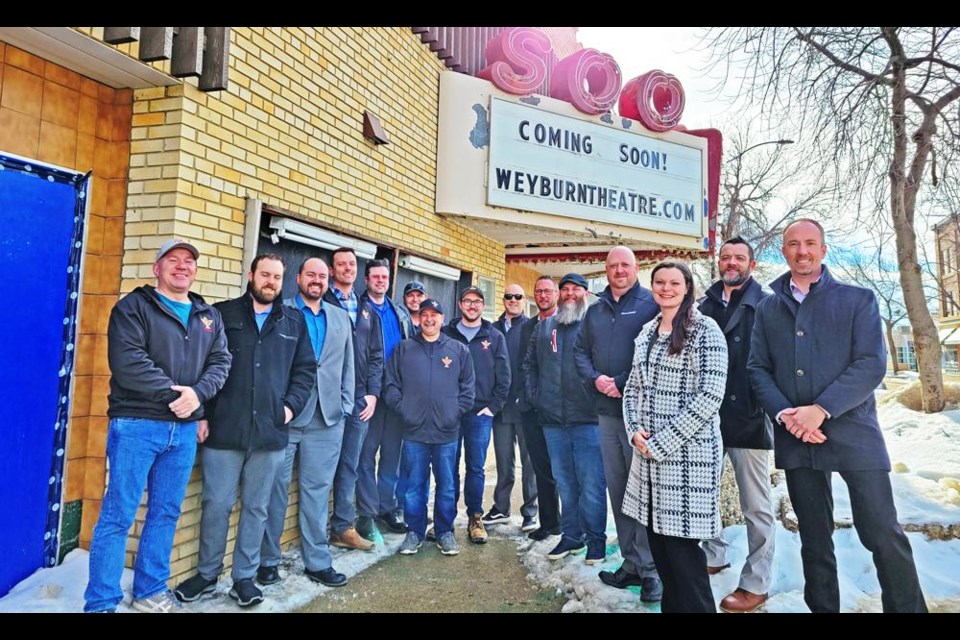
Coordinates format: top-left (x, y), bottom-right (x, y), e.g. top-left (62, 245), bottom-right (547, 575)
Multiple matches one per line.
top-left (384, 333), bottom-right (475, 444)
top-left (494, 313), bottom-right (529, 423)
top-left (324, 288), bottom-right (385, 408)
top-left (574, 282), bottom-right (658, 417)
top-left (205, 294), bottom-right (316, 452)
top-left (107, 285), bottom-right (232, 421)
top-left (523, 315), bottom-right (597, 426)
top-left (699, 277), bottom-right (773, 449)
top-left (443, 319), bottom-right (511, 414)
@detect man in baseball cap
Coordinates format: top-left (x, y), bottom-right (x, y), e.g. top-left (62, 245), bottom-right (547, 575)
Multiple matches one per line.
top-left (403, 281), bottom-right (427, 334)
top-left (156, 237), bottom-right (200, 262)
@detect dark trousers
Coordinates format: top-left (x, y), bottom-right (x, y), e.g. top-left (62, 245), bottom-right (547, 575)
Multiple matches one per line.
top-left (785, 467), bottom-right (927, 613)
top-left (520, 410), bottom-right (559, 531)
top-left (646, 525), bottom-right (715, 613)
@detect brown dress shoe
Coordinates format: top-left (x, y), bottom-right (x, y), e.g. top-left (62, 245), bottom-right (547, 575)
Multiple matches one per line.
top-left (719, 588), bottom-right (768, 613)
top-left (330, 525), bottom-right (374, 551)
top-left (706, 563), bottom-right (731, 575)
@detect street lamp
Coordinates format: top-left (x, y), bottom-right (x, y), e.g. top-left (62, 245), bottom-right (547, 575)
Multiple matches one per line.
top-left (727, 138), bottom-right (794, 164)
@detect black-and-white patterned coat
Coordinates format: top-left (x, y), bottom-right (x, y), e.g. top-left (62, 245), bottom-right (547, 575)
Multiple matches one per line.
top-left (621, 308), bottom-right (727, 539)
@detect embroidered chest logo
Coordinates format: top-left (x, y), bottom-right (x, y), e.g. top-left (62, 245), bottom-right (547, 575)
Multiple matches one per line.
top-left (481, 339), bottom-right (491, 350)
top-left (362, 309), bottom-right (370, 320)
top-left (441, 356), bottom-right (452, 369)
top-left (201, 316), bottom-right (214, 332)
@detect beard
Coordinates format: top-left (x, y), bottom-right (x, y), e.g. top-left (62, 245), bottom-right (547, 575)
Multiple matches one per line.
top-left (249, 281), bottom-right (280, 305)
top-left (556, 296), bottom-right (588, 325)
top-left (721, 269), bottom-right (750, 287)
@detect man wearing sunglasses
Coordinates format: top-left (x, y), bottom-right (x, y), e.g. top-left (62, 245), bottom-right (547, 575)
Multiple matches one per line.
top-left (485, 286), bottom-right (539, 533)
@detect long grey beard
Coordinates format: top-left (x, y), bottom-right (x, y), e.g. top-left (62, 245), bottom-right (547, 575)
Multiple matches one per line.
top-left (557, 298), bottom-right (588, 325)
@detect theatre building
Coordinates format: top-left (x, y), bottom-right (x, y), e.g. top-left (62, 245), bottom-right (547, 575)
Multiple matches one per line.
top-left (0, 26), bottom-right (718, 594)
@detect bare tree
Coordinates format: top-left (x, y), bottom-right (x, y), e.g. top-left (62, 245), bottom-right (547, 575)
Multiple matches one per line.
top-left (703, 27), bottom-right (960, 412)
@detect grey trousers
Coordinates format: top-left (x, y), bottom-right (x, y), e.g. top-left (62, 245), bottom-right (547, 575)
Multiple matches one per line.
top-left (598, 414), bottom-right (657, 578)
top-left (701, 447), bottom-right (776, 594)
top-left (196, 445), bottom-right (285, 583)
top-left (491, 416), bottom-right (538, 517)
top-left (261, 412), bottom-right (345, 573)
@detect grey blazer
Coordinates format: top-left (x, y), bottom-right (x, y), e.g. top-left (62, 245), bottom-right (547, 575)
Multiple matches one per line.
top-left (285, 298), bottom-right (356, 428)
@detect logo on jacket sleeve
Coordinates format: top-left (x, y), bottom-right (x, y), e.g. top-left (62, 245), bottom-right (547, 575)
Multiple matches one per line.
top-left (481, 339), bottom-right (491, 350)
top-left (441, 356), bottom-right (452, 368)
top-left (362, 309), bottom-right (370, 320)
top-left (201, 316), bottom-right (214, 332)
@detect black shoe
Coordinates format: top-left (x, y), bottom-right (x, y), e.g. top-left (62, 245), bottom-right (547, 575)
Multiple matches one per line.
top-left (378, 511), bottom-right (409, 534)
top-left (599, 566), bottom-right (644, 590)
top-left (640, 576), bottom-right (664, 603)
top-left (228, 578), bottom-right (264, 608)
top-left (173, 574), bottom-right (217, 602)
top-left (356, 515), bottom-right (377, 539)
top-left (305, 567), bottom-right (348, 588)
top-left (481, 507), bottom-right (511, 525)
top-left (527, 526), bottom-right (560, 541)
top-left (256, 565), bottom-right (280, 586)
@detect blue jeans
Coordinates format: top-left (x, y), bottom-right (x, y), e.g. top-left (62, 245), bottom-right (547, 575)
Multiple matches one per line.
top-left (454, 412), bottom-right (493, 516)
top-left (542, 423), bottom-right (607, 546)
top-left (331, 411), bottom-right (369, 533)
top-left (84, 418), bottom-right (197, 612)
top-left (401, 440), bottom-right (457, 539)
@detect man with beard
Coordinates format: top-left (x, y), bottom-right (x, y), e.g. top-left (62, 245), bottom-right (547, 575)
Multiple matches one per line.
top-left (174, 254), bottom-right (315, 608)
top-left (698, 237), bottom-right (775, 613)
top-left (259, 257), bottom-right (356, 588)
top-left (518, 276), bottom-right (562, 541)
top-left (402, 281), bottom-right (427, 334)
top-left (323, 247), bottom-right (384, 550)
top-left (357, 259), bottom-right (415, 535)
top-left (523, 274), bottom-right (606, 565)
top-left (443, 286), bottom-right (510, 544)
top-left (574, 246), bottom-right (662, 602)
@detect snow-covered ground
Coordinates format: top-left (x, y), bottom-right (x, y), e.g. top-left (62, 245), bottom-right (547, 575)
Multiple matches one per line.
top-left (2, 399), bottom-right (958, 613)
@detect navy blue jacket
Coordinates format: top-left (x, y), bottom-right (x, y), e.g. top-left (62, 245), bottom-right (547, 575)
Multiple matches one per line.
top-left (384, 333), bottom-right (476, 444)
top-left (494, 312), bottom-right (529, 423)
top-left (748, 266), bottom-right (890, 471)
top-left (443, 319), bottom-right (511, 414)
top-left (699, 277), bottom-right (773, 450)
top-left (205, 294), bottom-right (316, 452)
top-left (324, 287), bottom-right (385, 409)
top-left (107, 285), bottom-right (232, 421)
top-left (574, 282), bottom-right (658, 417)
top-left (524, 315), bottom-right (597, 426)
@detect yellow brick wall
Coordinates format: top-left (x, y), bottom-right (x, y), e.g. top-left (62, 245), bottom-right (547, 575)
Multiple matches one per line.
top-left (73, 27), bottom-right (507, 583)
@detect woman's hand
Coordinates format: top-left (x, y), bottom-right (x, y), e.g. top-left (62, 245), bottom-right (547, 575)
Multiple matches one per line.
top-left (632, 429), bottom-right (652, 458)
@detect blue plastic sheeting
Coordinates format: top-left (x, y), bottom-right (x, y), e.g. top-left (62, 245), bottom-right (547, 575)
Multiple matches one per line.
top-left (0, 156), bottom-right (87, 596)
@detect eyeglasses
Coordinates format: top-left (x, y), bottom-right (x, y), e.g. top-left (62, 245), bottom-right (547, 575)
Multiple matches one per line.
top-left (533, 289), bottom-right (555, 295)
top-left (461, 298), bottom-right (484, 306)
top-left (503, 293), bottom-right (524, 301)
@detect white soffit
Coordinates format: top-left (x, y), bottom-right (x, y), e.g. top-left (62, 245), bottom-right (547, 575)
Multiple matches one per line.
top-left (0, 27), bottom-right (177, 89)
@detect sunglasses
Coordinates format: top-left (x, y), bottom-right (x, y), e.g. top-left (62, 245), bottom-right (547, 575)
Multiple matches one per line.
top-left (503, 293), bottom-right (524, 300)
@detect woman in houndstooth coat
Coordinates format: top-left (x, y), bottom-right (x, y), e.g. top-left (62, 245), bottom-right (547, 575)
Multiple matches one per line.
top-left (622, 261), bottom-right (728, 613)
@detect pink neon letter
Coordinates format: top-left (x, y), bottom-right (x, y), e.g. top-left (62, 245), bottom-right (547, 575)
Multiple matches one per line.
top-left (477, 27), bottom-right (552, 95)
top-left (620, 70), bottom-right (686, 132)
top-left (550, 49), bottom-right (622, 115)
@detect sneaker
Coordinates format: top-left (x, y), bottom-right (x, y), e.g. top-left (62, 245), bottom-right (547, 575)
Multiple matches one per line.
top-left (399, 531), bottom-right (423, 555)
top-left (305, 567), bottom-right (348, 587)
top-left (378, 511), bottom-right (409, 534)
top-left (546, 537), bottom-right (587, 560)
top-left (256, 565), bottom-right (280, 586)
top-left (330, 525), bottom-right (375, 551)
top-left (132, 590), bottom-right (183, 613)
top-left (356, 515), bottom-right (377, 539)
top-left (520, 516), bottom-right (539, 532)
top-left (481, 507), bottom-right (511, 525)
top-left (585, 540), bottom-right (605, 565)
top-left (640, 576), bottom-right (664, 603)
top-left (173, 574), bottom-right (217, 603)
top-left (228, 578), bottom-right (263, 608)
top-left (425, 525), bottom-right (436, 542)
top-left (436, 531), bottom-right (461, 556)
top-left (468, 513), bottom-right (488, 544)
top-left (527, 526), bottom-right (560, 541)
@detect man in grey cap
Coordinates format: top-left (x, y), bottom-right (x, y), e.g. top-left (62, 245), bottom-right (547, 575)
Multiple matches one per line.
top-left (84, 238), bottom-right (232, 613)
top-left (402, 281), bottom-right (427, 334)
